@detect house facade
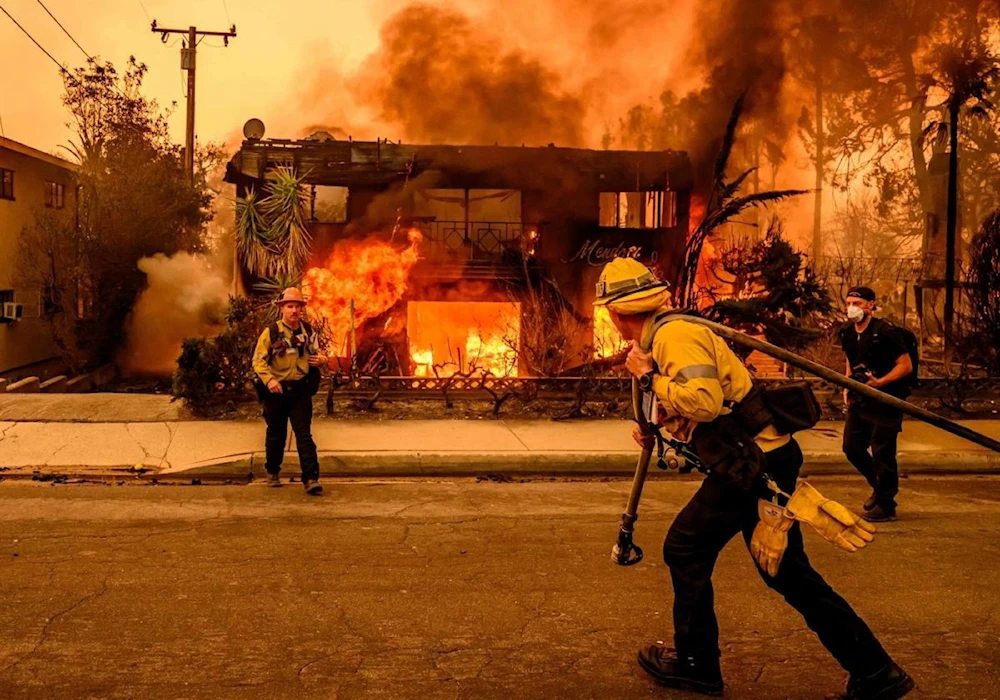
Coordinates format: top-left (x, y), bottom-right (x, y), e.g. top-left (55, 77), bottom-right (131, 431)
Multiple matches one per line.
top-left (0, 136), bottom-right (78, 377)
top-left (225, 135), bottom-right (693, 375)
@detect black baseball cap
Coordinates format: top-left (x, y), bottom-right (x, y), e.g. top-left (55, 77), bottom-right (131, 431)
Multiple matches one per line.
top-left (846, 286), bottom-right (876, 302)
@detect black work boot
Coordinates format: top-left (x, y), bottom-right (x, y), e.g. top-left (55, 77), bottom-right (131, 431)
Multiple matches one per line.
top-left (828, 661), bottom-right (915, 700)
top-left (865, 503), bottom-right (897, 522)
top-left (863, 491), bottom-right (878, 511)
top-left (637, 644), bottom-right (723, 696)
top-left (266, 473), bottom-right (282, 488)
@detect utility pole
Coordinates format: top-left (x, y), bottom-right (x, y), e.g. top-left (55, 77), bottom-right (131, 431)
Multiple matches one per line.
top-left (151, 20), bottom-right (236, 184)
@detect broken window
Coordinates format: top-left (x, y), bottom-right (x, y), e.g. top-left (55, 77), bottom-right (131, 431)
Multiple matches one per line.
top-left (599, 191), bottom-right (677, 229)
top-left (310, 185), bottom-right (347, 222)
top-left (413, 189), bottom-right (522, 223)
top-left (666, 191), bottom-right (678, 227)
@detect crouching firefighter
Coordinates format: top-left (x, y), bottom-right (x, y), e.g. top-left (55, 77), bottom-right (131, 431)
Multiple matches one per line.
top-left (595, 258), bottom-right (914, 700)
top-left (252, 288), bottom-right (328, 495)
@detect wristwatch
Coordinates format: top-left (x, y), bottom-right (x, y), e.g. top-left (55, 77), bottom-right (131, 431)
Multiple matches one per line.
top-left (638, 370), bottom-right (656, 392)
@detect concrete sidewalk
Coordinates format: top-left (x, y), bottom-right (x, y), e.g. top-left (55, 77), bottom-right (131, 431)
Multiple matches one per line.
top-left (1, 415), bottom-right (999, 480)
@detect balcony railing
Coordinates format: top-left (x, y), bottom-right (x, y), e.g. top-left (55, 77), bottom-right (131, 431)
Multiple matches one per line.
top-left (401, 220), bottom-right (537, 262)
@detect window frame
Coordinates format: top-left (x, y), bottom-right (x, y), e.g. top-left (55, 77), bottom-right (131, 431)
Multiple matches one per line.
top-left (44, 181), bottom-right (66, 209)
top-left (599, 190), bottom-right (677, 229)
top-left (0, 168), bottom-right (14, 201)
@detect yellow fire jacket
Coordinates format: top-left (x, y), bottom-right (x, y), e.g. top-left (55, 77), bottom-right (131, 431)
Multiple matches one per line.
top-left (640, 311), bottom-right (789, 453)
top-left (252, 320), bottom-right (318, 385)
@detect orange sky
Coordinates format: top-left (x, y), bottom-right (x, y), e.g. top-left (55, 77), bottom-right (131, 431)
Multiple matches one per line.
top-left (0, 0), bottom-right (413, 154)
top-left (1, 0), bottom-right (710, 156)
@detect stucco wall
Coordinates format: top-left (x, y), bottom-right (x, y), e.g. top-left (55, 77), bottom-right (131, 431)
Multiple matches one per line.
top-left (0, 141), bottom-right (77, 375)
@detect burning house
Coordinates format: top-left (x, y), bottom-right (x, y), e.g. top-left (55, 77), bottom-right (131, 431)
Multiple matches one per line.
top-left (225, 129), bottom-right (693, 377)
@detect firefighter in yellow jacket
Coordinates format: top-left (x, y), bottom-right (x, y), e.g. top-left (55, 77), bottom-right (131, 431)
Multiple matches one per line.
top-left (596, 258), bottom-right (913, 700)
top-left (252, 288), bottom-right (328, 494)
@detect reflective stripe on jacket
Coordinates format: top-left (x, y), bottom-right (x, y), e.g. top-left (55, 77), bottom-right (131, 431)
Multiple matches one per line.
top-left (640, 309), bottom-right (789, 452)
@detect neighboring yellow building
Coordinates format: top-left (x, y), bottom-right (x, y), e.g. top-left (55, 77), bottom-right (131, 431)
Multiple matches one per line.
top-left (0, 136), bottom-right (78, 377)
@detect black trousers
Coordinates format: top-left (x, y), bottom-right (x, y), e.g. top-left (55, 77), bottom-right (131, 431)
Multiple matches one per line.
top-left (842, 406), bottom-right (902, 509)
top-left (261, 380), bottom-right (319, 481)
top-left (662, 438), bottom-right (891, 676)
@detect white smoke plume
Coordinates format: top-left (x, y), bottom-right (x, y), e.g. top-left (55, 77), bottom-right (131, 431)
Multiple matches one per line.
top-left (119, 252), bottom-right (231, 376)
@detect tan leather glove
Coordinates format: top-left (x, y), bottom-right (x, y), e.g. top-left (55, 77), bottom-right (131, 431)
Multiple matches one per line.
top-left (750, 499), bottom-right (794, 577)
top-left (784, 481), bottom-right (876, 552)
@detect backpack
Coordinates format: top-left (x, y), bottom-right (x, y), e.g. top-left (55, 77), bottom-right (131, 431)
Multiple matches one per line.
top-left (882, 320), bottom-right (919, 392)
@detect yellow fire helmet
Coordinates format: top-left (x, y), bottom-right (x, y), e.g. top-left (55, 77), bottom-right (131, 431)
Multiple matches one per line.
top-left (593, 257), bottom-right (671, 314)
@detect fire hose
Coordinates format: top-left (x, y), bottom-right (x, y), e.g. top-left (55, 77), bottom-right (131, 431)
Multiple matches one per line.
top-left (613, 315), bottom-right (1000, 566)
top-left (611, 377), bottom-right (656, 566)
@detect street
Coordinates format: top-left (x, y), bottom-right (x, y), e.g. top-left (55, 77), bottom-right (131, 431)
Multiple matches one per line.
top-left (0, 476), bottom-right (998, 700)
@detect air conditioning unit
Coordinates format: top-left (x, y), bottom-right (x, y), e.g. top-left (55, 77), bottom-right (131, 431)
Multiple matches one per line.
top-left (3, 302), bottom-right (24, 320)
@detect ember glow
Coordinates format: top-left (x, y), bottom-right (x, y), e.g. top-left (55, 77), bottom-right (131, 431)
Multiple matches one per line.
top-left (302, 229), bottom-right (422, 355)
top-left (407, 301), bottom-right (520, 377)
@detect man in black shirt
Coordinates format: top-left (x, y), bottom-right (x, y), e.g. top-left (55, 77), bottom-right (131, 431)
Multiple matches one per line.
top-left (838, 287), bottom-right (914, 522)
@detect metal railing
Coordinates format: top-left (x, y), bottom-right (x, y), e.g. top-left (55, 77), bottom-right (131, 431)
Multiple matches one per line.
top-left (402, 220), bottom-right (535, 261)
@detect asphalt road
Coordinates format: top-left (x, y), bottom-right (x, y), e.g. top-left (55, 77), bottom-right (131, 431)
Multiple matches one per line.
top-left (0, 476), bottom-right (998, 700)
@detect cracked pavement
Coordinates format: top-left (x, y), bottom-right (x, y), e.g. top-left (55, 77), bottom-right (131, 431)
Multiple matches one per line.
top-left (0, 476), bottom-right (997, 699)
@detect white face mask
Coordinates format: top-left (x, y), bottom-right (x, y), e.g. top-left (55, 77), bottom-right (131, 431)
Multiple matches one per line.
top-left (847, 305), bottom-right (865, 323)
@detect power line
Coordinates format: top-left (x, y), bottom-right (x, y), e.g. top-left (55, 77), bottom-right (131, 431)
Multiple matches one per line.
top-left (198, 36), bottom-right (228, 48)
top-left (151, 21), bottom-right (237, 183)
top-left (0, 1), bottom-right (137, 112)
top-left (0, 2), bottom-right (70, 76)
top-left (36, 0), bottom-right (91, 60)
top-left (137, 0), bottom-right (151, 23)
top-left (34, 1), bottom-right (144, 104)
top-left (222, 0), bottom-right (232, 26)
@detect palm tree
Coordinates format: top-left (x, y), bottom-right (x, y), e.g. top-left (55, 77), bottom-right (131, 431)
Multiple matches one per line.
top-left (675, 94), bottom-right (808, 307)
top-left (925, 41), bottom-right (999, 349)
top-left (235, 189), bottom-right (273, 278)
top-left (234, 166), bottom-right (313, 282)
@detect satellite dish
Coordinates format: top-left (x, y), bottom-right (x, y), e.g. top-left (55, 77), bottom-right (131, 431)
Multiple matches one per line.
top-left (243, 118), bottom-right (266, 140)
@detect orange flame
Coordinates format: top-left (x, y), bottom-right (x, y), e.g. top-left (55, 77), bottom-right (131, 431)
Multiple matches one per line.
top-left (593, 306), bottom-right (628, 359)
top-left (302, 229), bottom-right (422, 355)
top-left (408, 301), bottom-right (519, 377)
top-left (689, 195), bottom-right (707, 238)
top-left (464, 327), bottom-right (518, 377)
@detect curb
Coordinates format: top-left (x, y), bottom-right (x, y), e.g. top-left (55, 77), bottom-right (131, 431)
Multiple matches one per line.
top-left (5, 450), bottom-right (999, 482)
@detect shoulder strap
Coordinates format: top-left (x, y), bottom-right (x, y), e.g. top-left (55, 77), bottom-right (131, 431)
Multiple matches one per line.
top-left (641, 309), bottom-right (699, 353)
top-left (266, 322), bottom-right (282, 363)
